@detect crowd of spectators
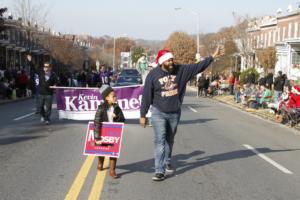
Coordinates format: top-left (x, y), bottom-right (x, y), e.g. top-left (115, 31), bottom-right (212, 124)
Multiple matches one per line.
top-left (196, 70), bottom-right (300, 126)
top-left (0, 64), bottom-right (116, 101)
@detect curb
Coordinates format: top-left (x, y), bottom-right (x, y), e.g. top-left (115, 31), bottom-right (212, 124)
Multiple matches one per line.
top-left (187, 86), bottom-right (300, 131)
top-left (213, 96), bottom-right (300, 132)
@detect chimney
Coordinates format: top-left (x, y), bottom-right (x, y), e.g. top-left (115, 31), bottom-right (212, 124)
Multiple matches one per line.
top-left (276, 8), bottom-right (282, 15)
top-left (287, 4), bottom-right (293, 13)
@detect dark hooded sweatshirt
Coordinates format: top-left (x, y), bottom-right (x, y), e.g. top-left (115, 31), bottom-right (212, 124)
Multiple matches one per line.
top-left (140, 56), bottom-right (213, 117)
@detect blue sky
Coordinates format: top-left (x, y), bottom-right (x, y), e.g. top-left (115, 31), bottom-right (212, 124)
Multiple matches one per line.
top-left (0, 0), bottom-right (297, 40)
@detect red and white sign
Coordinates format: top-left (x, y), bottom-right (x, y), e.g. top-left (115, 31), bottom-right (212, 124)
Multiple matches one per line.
top-left (83, 121), bottom-right (124, 158)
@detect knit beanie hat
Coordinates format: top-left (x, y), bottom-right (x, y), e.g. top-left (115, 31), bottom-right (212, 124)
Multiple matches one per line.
top-left (100, 85), bottom-right (114, 100)
top-left (156, 49), bottom-right (174, 65)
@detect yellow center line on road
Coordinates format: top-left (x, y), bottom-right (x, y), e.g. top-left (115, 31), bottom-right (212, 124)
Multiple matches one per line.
top-left (65, 155), bottom-right (95, 200)
top-left (88, 158), bottom-right (109, 200)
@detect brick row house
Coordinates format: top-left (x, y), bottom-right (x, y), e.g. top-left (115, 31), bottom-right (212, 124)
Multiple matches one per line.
top-left (244, 5), bottom-right (300, 80)
top-left (0, 15), bottom-right (50, 72)
top-left (0, 12), bottom-right (92, 74)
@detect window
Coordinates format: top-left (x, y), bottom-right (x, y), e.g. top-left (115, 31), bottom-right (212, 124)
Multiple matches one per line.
top-left (288, 23), bottom-right (292, 38)
top-left (292, 51), bottom-right (300, 65)
top-left (277, 27), bottom-right (281, 42)
top-left (264, 33), bottom-right (267, 48)
top-left (273, 30), bottom-right (276, 44)
top-left (283, 27), bottom-right (286, 40)
top-left (294, 22), bottom-right (298, 38)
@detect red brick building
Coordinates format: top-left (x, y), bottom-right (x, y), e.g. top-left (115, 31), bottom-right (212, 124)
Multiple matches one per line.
top-left (245, 4), bottom-right (300, 79)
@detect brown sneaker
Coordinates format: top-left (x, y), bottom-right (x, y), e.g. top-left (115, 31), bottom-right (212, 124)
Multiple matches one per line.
top-left (109, 158), bottom-right (118, 178)
top-left (97, 157), bottom-right (104, 171)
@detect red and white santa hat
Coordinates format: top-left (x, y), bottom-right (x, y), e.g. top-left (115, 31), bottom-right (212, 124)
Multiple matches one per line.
top-left (291, 86), bottom-right (300, 95)
top-left (156, 49), bottom-right (174, 65)
top-left (150, 62), bottom-right (158, 68)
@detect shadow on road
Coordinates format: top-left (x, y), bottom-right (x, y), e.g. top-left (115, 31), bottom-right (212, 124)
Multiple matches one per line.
top-left (182, 104), bottom-right (209, 110)
top-left (117, 150), bottom-right (205, 177)
top-left (0, 135), bottom-right (47, 145)
top-left (170, 147), bottom-right (300, 178)
top-left (179, 118), bottom-right (217, 125)
top-left (117, 148), bottom-right (300, 179)
top-left (0, 119), bottom-right (87, 145)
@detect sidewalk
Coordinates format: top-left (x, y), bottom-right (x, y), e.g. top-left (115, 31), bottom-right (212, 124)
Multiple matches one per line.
top-left (188, 86), bottom-right (300, 131)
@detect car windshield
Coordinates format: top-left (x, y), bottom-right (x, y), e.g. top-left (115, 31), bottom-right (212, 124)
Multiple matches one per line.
top-left (120, 69), bottom-right (140, 76)
top-left (115, 76), bottom-right (142, 86)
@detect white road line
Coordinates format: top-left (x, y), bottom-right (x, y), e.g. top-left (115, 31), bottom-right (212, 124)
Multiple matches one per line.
top-left (187, 106), bottom-right (197, 113)
top-left (13, 112), bottom-right (35, 121)
top-left (243, 144), bottom-right (293, 175)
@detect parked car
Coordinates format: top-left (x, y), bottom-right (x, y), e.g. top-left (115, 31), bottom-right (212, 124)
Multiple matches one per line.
top-left (114, 75), bottom-right (142, 87)
top-left (120, 68), bottom-right (141, 78)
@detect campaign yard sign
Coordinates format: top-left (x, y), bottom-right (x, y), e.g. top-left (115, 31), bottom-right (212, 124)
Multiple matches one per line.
top-left (84, 121), bottom-right (124, 158)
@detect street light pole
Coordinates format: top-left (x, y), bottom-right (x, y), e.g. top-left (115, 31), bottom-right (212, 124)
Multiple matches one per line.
top-left (196, 15), bottom-right (200, 58)
top-left (113, 36), bottom-right (116, 71)
top-left (175, 7), bottom-right (201, 61)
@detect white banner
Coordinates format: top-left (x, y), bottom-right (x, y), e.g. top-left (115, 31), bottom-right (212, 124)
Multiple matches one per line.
top-left (55, 86), bottom-right (150, 120)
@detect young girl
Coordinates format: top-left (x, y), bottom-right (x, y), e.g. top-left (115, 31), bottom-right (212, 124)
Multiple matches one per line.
top-left (94, 85), bottom-right (125, 178)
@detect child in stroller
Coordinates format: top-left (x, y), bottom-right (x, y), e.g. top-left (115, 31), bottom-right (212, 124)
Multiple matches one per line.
top-left (270, 86), bottom-right (300, 126)
top-left (207, 79), bottom-right (219, 97)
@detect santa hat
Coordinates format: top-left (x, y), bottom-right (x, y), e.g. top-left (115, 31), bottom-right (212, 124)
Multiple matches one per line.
top-left (150, 62), bottom-right (158, 68)
top-left (156, 49), bottom-right (174, 65)
top-left (291, 86), bottom-right (300, 95)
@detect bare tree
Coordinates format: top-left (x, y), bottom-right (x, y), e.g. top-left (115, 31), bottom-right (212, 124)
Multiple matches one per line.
top-left (12, 0), bottom-right (49, 26)
top-left (232, 12), bottom-right (252, 68)
top-left (256, 47), bottom-right (277, 71)
top-left (89, 44), bottom-right (112, 67)
top-left (47, 36), bottom-right (85, 71)
top-left (200, 27), bottom-right (238, 74)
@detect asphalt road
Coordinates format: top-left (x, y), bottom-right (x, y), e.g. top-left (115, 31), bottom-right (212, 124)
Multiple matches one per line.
top-left (1, 90), bottom-right (300, 200)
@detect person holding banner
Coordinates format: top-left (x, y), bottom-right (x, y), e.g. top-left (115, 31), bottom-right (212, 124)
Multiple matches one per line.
top-left (140, 46), bottom-right (224, 181)
top-left (94, 85), bottom-right (125, 179)
top-left (39, 62), bottom-right (58, 125)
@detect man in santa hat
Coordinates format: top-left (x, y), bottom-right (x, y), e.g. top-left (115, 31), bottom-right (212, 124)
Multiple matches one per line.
top-left (140, 46), bottom-right (224, 181)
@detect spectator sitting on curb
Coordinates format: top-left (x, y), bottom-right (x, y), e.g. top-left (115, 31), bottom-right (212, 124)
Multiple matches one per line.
top-left (268, 86), bottom-right (290, 118)
top-left (258, 84), bottom-right (272, 108)
top-left (241, 83), bottom-right (259, 110)
top-left (240, 83), bottom-right (252, 106)
top-left (272, 85), bottom-right (300, 124)
top-left (255, 84), bottom-right (263, 103)
top-left (219, 75), bottom-right (228, 95)
top-left (207, 77), bottom-right (219, 97)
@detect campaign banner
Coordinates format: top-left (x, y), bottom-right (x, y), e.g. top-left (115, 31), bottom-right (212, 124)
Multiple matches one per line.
top-left (83, 121), bottom-right (124, 158)
top-left (55, 85), bottom-right (149, 120)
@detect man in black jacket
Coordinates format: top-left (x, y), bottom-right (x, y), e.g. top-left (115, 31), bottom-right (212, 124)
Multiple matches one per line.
top-left (140, 46), bottom-right (224, 181)
top-left (265, 72), bottom-right (273, 90)
top-left (273, 71), bottom-right (285, 103)
top-left (39, 62), bottom-right (58, 124)
top-left (197, 73), bottom-right (206, 97)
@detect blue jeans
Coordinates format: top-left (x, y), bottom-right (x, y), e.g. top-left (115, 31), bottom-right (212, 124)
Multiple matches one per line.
top-left (39, 94), bottom-right (53, 121)
top-left (151, 106), bottom-right (181, 174)
top-left (274, 91), bottom-right (282, 103)
top-left (234, 91), bottom-right (241, 103)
